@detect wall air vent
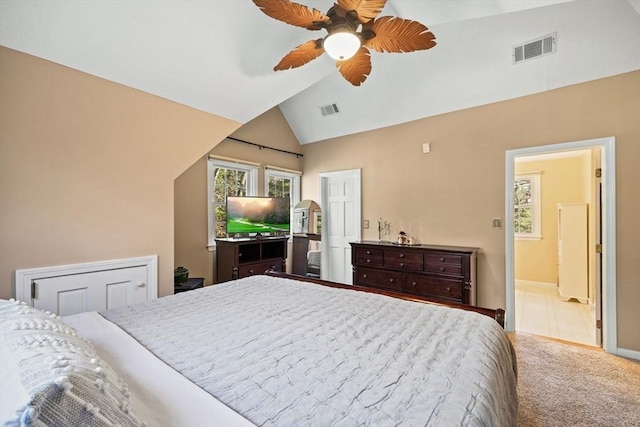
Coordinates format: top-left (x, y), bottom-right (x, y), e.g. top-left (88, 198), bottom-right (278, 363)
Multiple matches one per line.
top-left (513, 32), bottom-right (557, 64)
top-left (320, 103), bottom-right (340, 117)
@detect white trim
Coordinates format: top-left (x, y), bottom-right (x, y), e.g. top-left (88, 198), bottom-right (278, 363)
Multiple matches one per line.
top-left (616, 347), bottom-right (640, 361)
top-left (208, 154), bottom-right (260, 167)
top-left (14, 255), bottom-right (158, 304)
top-left (264, 165), bottom-right (302, 175)
top-left (506, 137), bottom-right (617, 355)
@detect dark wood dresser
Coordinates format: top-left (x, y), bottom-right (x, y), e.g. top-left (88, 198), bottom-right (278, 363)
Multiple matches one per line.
top-left (350, 241), bottom-right (479, 305)
top-left (216, 237), bottom-right (288, 283)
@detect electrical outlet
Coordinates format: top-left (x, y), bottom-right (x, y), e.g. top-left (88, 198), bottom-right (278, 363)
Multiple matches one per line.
top-left (422, 142), bottom-right (430, 154)
top-left (492, 218), bottom-right (502, 229)
top-left (363, 220), bottom-right (370, 229)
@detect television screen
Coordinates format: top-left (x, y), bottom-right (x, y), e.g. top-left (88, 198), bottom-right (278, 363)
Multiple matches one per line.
top-left (226, 196), bottom-right (291, 236)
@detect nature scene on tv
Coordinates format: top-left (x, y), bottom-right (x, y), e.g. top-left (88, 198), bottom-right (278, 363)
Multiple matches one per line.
top-left (226, 197), bottom-right (290, 235)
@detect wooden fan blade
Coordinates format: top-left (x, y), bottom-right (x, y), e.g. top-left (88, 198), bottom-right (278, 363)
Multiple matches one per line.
top-left (334, 0), bottom-right (387, 23)
top-left (336, 46), bottom-right (372, 86)
top-left (253, 0), bottom-right (330, 30)
top-left (363, 16), bottom-right (436, 53)
top-left (274, 39), bottom-right (325, 70)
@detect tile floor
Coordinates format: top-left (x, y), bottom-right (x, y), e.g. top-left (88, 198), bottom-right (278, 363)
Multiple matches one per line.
top-left (515, 281), bottom-right (597, 346)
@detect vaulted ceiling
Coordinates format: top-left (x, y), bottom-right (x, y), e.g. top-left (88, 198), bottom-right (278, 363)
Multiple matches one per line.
top-left (1, 0), bottom-right (639, 144)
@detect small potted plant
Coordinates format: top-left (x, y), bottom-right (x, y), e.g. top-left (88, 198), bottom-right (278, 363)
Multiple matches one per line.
top-left (174, 266), bottom-right (189, 284)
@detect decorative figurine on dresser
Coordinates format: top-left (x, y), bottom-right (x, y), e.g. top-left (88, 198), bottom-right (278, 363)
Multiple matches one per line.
top-left (350, 241), bottom-right (479, 305)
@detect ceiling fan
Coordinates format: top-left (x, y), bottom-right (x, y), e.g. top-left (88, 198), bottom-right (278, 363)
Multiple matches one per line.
top-left (252, 0), bottom-right (437, 86)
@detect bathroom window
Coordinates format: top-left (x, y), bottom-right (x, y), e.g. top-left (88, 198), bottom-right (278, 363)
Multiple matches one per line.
top-left (514, 173), bottom-right (541, 240)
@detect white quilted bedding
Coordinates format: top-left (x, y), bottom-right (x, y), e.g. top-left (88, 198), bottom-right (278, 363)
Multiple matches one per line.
top-left (102, 275), bottom-right (517, 426)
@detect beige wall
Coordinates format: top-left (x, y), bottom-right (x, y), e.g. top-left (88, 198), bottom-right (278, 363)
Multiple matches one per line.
top-left (174, 107), bottom-right (303, 286)
top-left (3, 46), bottom-right (637, 352)
top-left (0, 47), bottom-right (241, 299)
top-left (300, 71), bottom-right (640, 352)
top-left (515, 154), bottom-right (591, 285)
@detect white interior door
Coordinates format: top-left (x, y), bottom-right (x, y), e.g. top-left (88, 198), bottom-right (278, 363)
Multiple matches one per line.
top-left (319, 169), bottom-right (361, 284)
top-left (33, 266), bottom-right (149, 316)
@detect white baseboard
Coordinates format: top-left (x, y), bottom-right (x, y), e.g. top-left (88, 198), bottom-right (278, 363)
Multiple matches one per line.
top-left (614, 347), bottom-right (640, 361)
top-left (515, 280), bottom-right (557, 288)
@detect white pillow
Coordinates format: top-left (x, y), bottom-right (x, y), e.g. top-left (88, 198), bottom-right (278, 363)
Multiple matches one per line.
top-left (0, 299), bottom-right (146, 426)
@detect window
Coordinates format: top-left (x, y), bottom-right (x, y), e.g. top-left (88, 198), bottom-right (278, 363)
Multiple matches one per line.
top-left (265, 167), bottom-right (301, 235)
top-left (514, 173), bottom-right (541, 240)
top-left (207, 159), bottom-right (258, 246)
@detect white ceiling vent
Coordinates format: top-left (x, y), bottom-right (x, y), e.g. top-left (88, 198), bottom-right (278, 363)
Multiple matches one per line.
top-left (320, 103), bottom-right (340, 117)
top-left (513, 32), bottom-right (557, 64)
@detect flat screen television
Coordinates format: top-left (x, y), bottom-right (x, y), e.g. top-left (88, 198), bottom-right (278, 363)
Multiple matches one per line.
top-left (226, 196), bottom-right (291, 236)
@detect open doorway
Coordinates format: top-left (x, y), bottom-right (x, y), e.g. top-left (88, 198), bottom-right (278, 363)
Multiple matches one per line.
top-left (505, 137), bottom-right (617, 353)
top-left (513, 149), bottom-right (598, 346)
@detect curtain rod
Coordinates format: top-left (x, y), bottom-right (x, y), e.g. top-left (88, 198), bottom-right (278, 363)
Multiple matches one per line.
top-left (226, 136), bottom-right (303, 158)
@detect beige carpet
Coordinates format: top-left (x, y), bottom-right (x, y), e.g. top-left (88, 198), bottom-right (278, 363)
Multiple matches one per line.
top-left (510, 333), bottom-right (640, 426)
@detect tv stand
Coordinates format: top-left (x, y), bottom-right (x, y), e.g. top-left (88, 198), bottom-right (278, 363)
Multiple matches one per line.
top-left (215, 237), bottom-right (288, 283)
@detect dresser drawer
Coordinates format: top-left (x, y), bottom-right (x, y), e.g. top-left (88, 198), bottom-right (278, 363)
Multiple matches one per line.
top-left (355, 267), bottom-right (403, 291)
top-left (403, 273), bottom-right (463, 301)
top-left (425, 254), bottom-right (463, 275)
top-left (384, 250), bottom-right (423, 271)
top-left (354, 247), bottom-right (384, 267)
top-left (238, 259), bottom-right (283, 278)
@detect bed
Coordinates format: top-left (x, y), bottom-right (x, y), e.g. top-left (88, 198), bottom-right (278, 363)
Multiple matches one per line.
top-left (1, 273), bottom-right (518, 426)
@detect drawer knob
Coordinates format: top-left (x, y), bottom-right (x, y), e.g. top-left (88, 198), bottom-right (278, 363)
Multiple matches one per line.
top-left (440, 257), bottom-right (445, 262)
top-left (366, 250), bottom-right (371, 255)
top-left (400, 263), bottom-right (404, 267)
top-left (248, 269), bottom-right (254, 274)
top-left (389, 278), bottom-right (395, 283)
top-left (363, 274), bottom-right (368, 279)
top-left (411, 281), bottom-right (417, 287)
top-left (440, 267), bottom-right (445, 272)
top-left (399, 253), bottom-right (405, 258)
top-left (367, 259), bottom-right (371, 263)
top-left (446, 287), bottom-right (452, 292)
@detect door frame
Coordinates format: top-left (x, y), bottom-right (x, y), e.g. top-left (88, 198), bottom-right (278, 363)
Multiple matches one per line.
top-left (505, 137), bottom-right (616, 353)
top-left (318, 169), bottom-right (362, 283)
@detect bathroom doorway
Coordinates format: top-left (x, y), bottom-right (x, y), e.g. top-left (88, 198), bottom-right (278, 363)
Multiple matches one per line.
top-left (505, 137), bottom-right (616, 352)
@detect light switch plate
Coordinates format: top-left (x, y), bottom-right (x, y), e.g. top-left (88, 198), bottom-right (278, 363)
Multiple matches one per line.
top-left (363, 220), bottom-right (370, 229)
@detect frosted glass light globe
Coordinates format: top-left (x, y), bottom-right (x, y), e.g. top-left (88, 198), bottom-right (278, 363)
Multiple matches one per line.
top-left (324, 32), bottom-right (361, 61)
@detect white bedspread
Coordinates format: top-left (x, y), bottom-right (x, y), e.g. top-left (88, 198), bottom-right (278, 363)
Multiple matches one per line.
top-left (63, 311), bottom-right (255, 427)
top-left (102, 275), bottom-right (518, 426)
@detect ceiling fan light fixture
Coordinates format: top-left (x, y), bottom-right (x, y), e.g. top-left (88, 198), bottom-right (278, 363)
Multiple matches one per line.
top-left (323, 31), bottom-right (361, 61)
